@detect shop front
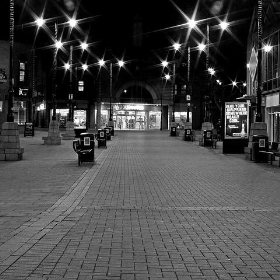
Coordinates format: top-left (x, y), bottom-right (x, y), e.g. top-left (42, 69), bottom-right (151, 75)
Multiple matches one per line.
top-left (266, 93), bottom-right (280, 142)
top-left (98, 103), bottom-right (162, 130)
top-left (50, 109), bottom-right (87, 130)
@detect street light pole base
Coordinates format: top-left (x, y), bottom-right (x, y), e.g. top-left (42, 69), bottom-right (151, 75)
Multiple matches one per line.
top-left (0, 122), bottom-right (24, 161)
top-left (62, 121), bottom-right (76, 140)
top-left (42, 120), bottom-right (62, 145)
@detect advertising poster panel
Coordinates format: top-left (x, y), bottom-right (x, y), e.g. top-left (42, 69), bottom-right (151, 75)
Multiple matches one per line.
top-left (224, 102), bottom-right (249, 139)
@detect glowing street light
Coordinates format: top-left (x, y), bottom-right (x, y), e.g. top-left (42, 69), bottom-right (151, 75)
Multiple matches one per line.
top-left (188, 19), bottom-right (197, 29)
top-left (117, 60), bottom-right (124, 67)
top-left (264, 44), bottom-right (272, 52)
top-left (198, 43), bottom-right (206, 51)
top-left (82, 64), bottom-right (88, 71)
top-left (64, 63), bottom-right (70, 70)
top-left (208, 67), bottom-right (215, 76)
top-left (173, 43), bottom-right (181, 51)
top-left (35, 17), bottom-right (45, 27)
top-left (220, 21), bottom-right (229, 31)
top-left (55, 40), bottom-right (63, 49)
top-left (165, 74), bottom-right (171, 80)
top-left (81, 42), bottom-right (88, 50)
top-left (161, 60), bottom-right (168, 68)
top-left (98, 59), bottom-right (105, 67)
top-left (68, 18), bottom-right (77, 28)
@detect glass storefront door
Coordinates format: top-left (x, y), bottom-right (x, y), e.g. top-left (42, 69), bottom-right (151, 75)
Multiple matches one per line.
top-left (101, 103), bottom-right (162, 130)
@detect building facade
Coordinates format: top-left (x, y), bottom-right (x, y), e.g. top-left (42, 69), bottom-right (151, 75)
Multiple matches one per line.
top-left (246, 1), bottom-right (280, 142)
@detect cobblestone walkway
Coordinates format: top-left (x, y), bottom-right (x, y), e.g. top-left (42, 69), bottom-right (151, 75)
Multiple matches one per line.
top-left (0, 130), bottom-right (280, 279)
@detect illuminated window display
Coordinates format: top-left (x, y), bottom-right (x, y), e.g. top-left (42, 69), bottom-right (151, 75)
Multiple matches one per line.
top-left (13, 101), bottom-right (26, 125)
top-left (50, 109), bottom-right (69, 128)
top-left (174, 112), bottom-right (192, 128)
top-left (98, 103), bottom-right (163, 130)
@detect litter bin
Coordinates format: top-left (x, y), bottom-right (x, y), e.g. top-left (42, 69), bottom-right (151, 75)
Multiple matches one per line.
top-left (96, 129), bottom-right (107, 148)
top-left (78, 133), bottom-right (95, 164)
top-left (109, 125), bottom-right (114, 136)
top-left (252, 135), bottom-right (268, 162)
top-left (183, 129), bottom-right (194, 141)
top-left (104, 127), bottom-right (112, 140)
top-left (203, 130), bottom-right (213, 146)
top-left (170, 126), bottom-right (176, 136)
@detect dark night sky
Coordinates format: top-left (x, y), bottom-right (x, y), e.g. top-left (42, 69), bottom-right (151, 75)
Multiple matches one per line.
top-left (1, 0), bottom-right (255, 83)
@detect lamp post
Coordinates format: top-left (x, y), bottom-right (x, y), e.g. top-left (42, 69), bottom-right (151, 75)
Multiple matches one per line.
top-left (197, 20), bottom-right (229, 122)
top-left (256, 0), bottom-right (263, 122)
top-left (109, 62), bottom-right (113, 122)
top-left (52, 23), bottom-right (61, 121)
top-left (160, 61), bottom-right (169, 130)
top-left (36, 18), bottom-right (64, 145)
top-left (172, 43), bottom-right (180, 122)
top-left (7, 0), bottom-right (15, 122)
top-left (63, 38), bottom-right (88, 139)
top-left (98, 58), bottom-right (124, 130)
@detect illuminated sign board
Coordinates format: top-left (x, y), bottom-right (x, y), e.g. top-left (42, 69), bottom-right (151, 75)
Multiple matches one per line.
top-left (114, 104), bottom-right (144, 111)
top-left (224, 102), bottom-right (249, 139)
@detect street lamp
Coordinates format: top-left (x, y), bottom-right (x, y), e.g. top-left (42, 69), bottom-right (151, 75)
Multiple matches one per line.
top-left (35, 18), bottom-right (63, 121)
top-left (98, 58), bottom-right (125, 127)
top-left (196, 20), bottom-right (229, 122)
top-left (172, 43), bottom-right (181, 122)
top-left (256, 0), bottom-right (263, 122)
top-left (7, 0), bottom-right (15, 122)
top-left (51, 23), bottom-right (63, 121)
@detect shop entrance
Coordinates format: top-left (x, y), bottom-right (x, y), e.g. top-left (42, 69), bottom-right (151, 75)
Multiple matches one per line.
top-left (115, 110), bottom-right (147, 130)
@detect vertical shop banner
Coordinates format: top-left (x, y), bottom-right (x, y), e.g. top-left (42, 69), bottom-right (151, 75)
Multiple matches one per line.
top-left (224, 102), bottom-right (249, 139)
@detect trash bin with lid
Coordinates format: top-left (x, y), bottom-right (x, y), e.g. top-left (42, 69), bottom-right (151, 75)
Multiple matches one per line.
top-left (170, 126), bottom-right (176, 136)
top-left (183, 129), bottom-right (194, 141)
top-left (77, 133), bottom-right (95, 164)
top-left (252, 135), bottom-right (268, 162)
top-left (203, 130), bottom-right (213, 146)
top-left (96, 129), bottom-right (107, 148)
top-left (104, 127), bottom-right (112, 140)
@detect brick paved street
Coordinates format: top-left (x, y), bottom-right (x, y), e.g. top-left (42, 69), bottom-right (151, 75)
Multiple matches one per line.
top-left (0, 130), bottom-right (280, 280)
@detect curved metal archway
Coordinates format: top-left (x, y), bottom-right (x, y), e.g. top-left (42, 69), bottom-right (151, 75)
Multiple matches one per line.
top-left (115, 80), bottom-right (159, 103)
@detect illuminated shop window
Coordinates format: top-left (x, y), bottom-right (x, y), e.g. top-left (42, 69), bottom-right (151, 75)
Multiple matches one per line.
top-left (78, 81), bottom-right (84, 92)
top-left (13, 101), bottom-right (26, 125)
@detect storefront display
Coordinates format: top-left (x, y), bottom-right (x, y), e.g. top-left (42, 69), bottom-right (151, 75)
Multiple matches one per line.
top-left (174, 112), bottom-right (192, 129)
top-left (13, 101), bottom-right (26, 125)
top-left (98, 103), bottom-right (163, 130)
top-left (50, 109), bottom-right (69, 128)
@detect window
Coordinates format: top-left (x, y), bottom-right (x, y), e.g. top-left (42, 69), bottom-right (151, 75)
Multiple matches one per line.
top-left (13, 101), bottom-right (26, 125)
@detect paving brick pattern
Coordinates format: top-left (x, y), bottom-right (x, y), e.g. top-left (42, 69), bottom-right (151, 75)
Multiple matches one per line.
top-left (0, 130), bottom-right (280, 279)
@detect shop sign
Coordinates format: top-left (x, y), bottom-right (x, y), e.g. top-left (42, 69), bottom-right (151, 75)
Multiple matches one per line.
top-left (0, 68), bottom-right (7, 84)
top-left (24, 122), bottom-right (34, 137)
top-left (224, 102), bottom-right (249, 139)
top-left (0, 101), bottom-right (2, 112)
top-left (115, 104), bottom-right (144, 111)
